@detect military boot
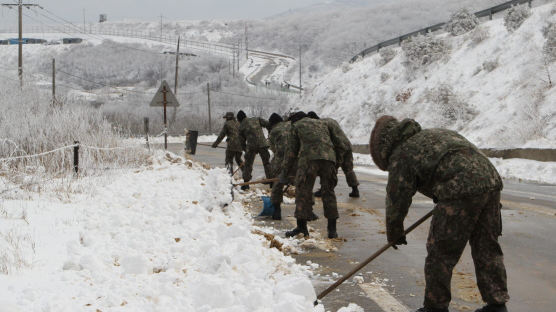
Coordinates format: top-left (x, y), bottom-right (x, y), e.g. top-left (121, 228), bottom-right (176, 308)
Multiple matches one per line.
top-left (414, 308), bottom-right (448, 312)
top-left (285, 219), bottom-right (309, 238)
top-left (474, 304), bottom-right (508, 312)
top-left (327, 218), bottom-right (338, 239)
top-left (241, 185), bottom-right (250, 191)
top-left (314, 189), bottom-right (322, 197)
top-left (349, 186), bottom-right (360, 198)
top-left (272, 204), bottom-right (282, 220)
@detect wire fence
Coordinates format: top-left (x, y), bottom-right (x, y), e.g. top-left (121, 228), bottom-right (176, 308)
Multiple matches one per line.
top-left (350, 0), bottom-right (536, 63)
top-left (0, 140), bottom-right (151, 198)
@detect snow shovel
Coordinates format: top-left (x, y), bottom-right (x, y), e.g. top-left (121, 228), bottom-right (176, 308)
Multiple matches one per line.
top-left (314, 210), bottom-right (434, 306)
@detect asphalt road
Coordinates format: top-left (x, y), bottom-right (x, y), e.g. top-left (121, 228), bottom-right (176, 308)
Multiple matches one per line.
top-left (167, 143), bottom-right (556, 312)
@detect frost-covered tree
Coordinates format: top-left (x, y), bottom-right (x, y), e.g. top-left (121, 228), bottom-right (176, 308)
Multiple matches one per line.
top-left (468, 26), bottom-right (490, 46)
top-left (401, 34), bottom-right (450, 72)
top-left (504, 4), bottom-right (531, 32)
top-left (425, 84), bottom-right (477, 128)
top-left (445, 8), bottom-right (479, 36)
top-left (378, 47), bottom-right (397, 66)
top-left (543, 22), bottom-right (556, 62)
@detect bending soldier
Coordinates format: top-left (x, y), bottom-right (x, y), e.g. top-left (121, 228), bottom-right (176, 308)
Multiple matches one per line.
top-left (212, 112), bottom-right (243, 176)
top-left (307, 111), bottom-right (360, 198)
top-left (237, 110), bottom-right (272, 190)
top-left (280, 112), bottom-right (348, 239)
top-left (268, 113), bottom-right (295, 220)
top-left (370, 116), bottom-right (509, 312)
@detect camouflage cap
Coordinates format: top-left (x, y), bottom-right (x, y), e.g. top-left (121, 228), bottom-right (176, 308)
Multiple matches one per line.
top-left (371, 116), bottom-right (422, 171)
top-left (370, 116), bottom-right (398, 171)
top-left (223, 112), bottom-right (234, 119)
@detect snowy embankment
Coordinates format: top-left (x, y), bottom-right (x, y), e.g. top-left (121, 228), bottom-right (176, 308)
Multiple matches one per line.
top-left (354, 153), bottom-right (556, 185)
top-left (0, 151), bottom-right (318, 311)
top-left (303, 3), bottom-right (556, 148)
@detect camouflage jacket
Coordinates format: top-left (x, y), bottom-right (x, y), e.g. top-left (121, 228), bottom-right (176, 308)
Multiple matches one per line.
top-left (283, 118), bottom-right (343, 171)
top-left (322, 118), bottom-right (352, 152)
top-left (213, 119), bottom-right (242, 152)
top-left (239, 117), bottom-right (270, 150)
top-left (269, 121), bottom-right (292, 161)
top-left (382, 119), bottom-right (503, 231)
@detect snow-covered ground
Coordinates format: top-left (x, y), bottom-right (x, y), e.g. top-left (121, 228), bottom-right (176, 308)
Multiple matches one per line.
top-left (303, 3), bottom-right (556, 148)
top-left (0, 151), bottom-right (321, 311)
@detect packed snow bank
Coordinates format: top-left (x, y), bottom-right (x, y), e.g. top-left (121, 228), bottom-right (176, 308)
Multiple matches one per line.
top-left (0, 151), bottom-right (318, 311)
top-left (303, 3), bottom-right (556, 148)
top-left (353, 153), bottom-right (556, 184)
top-left (490, 158), bottom-right (556, 184)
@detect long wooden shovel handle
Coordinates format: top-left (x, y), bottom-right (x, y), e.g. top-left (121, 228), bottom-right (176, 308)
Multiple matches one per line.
top-left (198, 142), bottom-right (226, 149)
top-left (232, 163), bottom-right (244, 176)
top-left (314, 210), bottom-right (434, 305)
top-left (233, 178), bottom-right (279, 187)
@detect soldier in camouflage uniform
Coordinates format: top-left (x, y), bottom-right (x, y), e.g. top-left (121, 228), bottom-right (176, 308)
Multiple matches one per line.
top-left (280, 112), bottom-right (349, 239)
top-left (237, 110), bottom-right (272, 190)
top-left (370, 116), bottom-right (509, 312)
top-left (267, 113), bottom-right (293, 220)
top-left (308, 112), bottom-right (360, 198)
top-left (212, 112), bottom-right (243, 176)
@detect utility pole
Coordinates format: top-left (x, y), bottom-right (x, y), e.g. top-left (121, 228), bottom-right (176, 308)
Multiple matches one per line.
top-left (1, 0), bottom-right (41, 87)
top-left (299, 45), bottom-right (302, 97)
top-left (172, 36), bottom-right (180, 124)
top-left (207, 82), bottom-right (212, 133)
top-left (163, 85), bottom-right (168, 150)
top-left (52, 58), bottom-right (56, 106)
top-left (245, 24), bottom-right (248, 60)
top-left (159, 14), bottom-right (163, 39)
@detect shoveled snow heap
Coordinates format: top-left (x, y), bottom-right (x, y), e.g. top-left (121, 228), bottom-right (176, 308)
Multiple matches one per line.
top-left (303, 3), bottom-right (556, 148)
top-left (0, 151), bottom-right (317, 311)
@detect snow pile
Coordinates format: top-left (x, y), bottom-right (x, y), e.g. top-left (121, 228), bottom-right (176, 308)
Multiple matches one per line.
top-left (302, 3), bottom-right (556, 148)
top-left (490, 158), bottom-right (556, 184)
top-left (0, 151), bottom-right (318, 311)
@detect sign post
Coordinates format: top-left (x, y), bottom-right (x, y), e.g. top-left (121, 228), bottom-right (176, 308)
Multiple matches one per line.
top-left (150, 80), bottom-right (180, 150)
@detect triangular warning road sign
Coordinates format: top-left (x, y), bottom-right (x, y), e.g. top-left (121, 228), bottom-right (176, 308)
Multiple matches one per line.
top-left (150, 80), bottom-right (180, 107)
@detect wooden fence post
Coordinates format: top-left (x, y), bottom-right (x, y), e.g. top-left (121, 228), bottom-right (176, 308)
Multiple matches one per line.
top-left (73, 141), bottom-right (80, 174)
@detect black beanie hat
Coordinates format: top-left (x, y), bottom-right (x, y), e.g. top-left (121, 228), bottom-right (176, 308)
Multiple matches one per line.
top-left (289, 111), bottom-right (307, 124)
top-left (269, 113), bottom-right (283, 128)
top-left (307, 111), bottom-right (320, 119)
top-left (237, 110), bottom-right (247, 122)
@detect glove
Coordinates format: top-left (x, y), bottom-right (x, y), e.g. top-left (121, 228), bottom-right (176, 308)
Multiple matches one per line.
top-left (211, 143), bottom-right (218, 148)
top-left (387, 221), bottom-right (407, 250)
top-left (278, 172), bottom-right (288, 184)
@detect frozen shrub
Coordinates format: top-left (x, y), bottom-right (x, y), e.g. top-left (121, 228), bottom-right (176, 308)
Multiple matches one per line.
top-left (380, 72), bottom-right (390, 83)
top-left (482, 59), bottom-right (499, 72)
top-left (504, 4), bottom-right (531, 32)
top-left (469, 26), bottom-right (490, 46)
top-left (401, 34), bottom-right (451, 72)
top-left (378, 47), bottom-right (397, 66)
top-left (426, 84), bottom-right (477, 128)
top-left (542, 22), bottom-right (556, 62)
top-left (445, 8), bottom-right (479, 36)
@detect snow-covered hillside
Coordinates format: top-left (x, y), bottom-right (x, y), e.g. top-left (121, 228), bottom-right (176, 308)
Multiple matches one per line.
top-left (302, 3), bottom-right (556, 148)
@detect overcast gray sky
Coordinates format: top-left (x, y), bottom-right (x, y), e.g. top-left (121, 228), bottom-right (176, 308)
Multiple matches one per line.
top-left (0, 0), bottom-right (338, 25)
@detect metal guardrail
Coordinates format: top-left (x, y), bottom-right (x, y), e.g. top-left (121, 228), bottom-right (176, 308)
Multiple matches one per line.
top-left (350, 0), bottom-right (534, 63)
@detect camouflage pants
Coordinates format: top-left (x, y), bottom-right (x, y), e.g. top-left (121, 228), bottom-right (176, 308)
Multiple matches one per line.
top-left (225, 150), bottom-right (243, 175)
top-left (243, 147), bottom-right (271, 182)
top-left (271, 163), bottom-right (296, 206)
top-left (424, 191), bottom-right (509, 310)
top-left (339, 150), bottom-right (359, 188)
top-left (295, 160), bottom-right (338, 220)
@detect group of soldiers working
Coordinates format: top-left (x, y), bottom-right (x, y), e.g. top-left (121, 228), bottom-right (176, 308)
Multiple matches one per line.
top-left (212, 110), bottom-right (360, 239)
top-left (213, 112), bottom-right (509, 312)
